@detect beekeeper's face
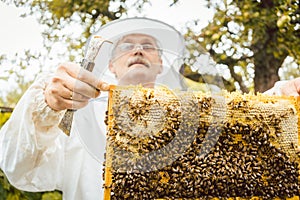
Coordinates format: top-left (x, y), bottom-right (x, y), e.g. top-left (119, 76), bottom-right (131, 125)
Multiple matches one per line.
top-left (109, 33), bottom-right (163, 87)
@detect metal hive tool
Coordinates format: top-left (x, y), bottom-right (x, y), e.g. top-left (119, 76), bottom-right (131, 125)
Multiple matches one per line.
top-left (58, 36), bottom-right (112, 136)
top-left (104, 85), bottom-right (300, 200)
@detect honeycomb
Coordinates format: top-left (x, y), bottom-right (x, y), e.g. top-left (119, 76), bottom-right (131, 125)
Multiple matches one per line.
top-left (103, 85), bottom-right (300, 200)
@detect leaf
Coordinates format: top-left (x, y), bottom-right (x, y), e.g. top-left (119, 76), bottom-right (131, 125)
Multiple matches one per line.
top-left (42, 191), bottom-right (62, 200)
top-left (7, 193), bottom-right (20, 200)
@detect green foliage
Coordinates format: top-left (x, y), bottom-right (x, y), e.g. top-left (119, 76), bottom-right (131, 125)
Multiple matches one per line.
top-left (0, 49), bottom-right (41, 107)
top-left (0, 113), bottom-right (11, 127)
top-left (41, 191), bottom-right (62, 200)
top-left (1, 169), bottom-right (62, 200)
top-left (279, 57), bottom-right (300, 80)
top-left (187, 0), bottom-right (300, 92)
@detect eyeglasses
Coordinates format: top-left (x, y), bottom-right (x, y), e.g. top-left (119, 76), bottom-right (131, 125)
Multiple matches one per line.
top-left (114, 43), bottom-right (159, 54)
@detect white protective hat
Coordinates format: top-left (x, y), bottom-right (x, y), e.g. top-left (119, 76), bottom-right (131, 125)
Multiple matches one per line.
top-left (88, 17), bottom-right (187, 89)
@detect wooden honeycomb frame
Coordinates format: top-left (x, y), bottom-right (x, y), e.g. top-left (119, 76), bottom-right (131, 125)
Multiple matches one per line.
top-left (104, 85), bottom-right (300, 200)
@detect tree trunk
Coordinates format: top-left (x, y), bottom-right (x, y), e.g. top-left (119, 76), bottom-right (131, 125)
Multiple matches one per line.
top-left (254, 56), bottom-right (281, 93)
top-left (252, 34), bottom-right (288, 93)
top-left (252, 20), bottom-right (288, 93)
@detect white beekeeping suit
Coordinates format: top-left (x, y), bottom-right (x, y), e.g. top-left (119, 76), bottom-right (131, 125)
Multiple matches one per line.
top-left (0, 17), bottom-right (188, 200)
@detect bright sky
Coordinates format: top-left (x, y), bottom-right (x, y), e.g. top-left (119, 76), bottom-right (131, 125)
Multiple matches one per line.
top-left (0, 2), bottom-right (43, 55)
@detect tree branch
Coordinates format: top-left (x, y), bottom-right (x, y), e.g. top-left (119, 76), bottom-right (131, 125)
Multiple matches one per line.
top-left (227, 64), bottom-right (249, 93)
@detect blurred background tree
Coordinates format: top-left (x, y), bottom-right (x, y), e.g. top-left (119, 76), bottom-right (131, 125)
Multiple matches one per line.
top-left (0, 0), bottom-right (299, 199)
top-left (184, 0), bottom-right (300, 93)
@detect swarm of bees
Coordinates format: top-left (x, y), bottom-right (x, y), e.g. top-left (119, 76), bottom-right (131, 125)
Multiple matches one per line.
top-left (104, 86), bottom-right (300, 200)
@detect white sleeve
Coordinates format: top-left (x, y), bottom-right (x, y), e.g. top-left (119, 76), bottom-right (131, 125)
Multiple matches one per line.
top-left (0, 73), bottom-right (67, 192)
top-left (264, 80), bottom-right (288, 96)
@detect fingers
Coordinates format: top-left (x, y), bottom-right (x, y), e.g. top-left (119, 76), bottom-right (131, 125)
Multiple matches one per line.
top-left (281, 78), bottom-right (300, 96)
top-left (281, 82), bottom-right (296, 96)
top-left (45, 89), bottom-right (89, 111)
top-left (56, 62), bottom-right (109, 95)
top-left (293, 77), bottom-right (300, 95)
top-left (97, 80), bottom-right (110, 91)
top-left (59, 62), bottom-right (110, 93)
top-left (45, 62), bottom-right (110, 111)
